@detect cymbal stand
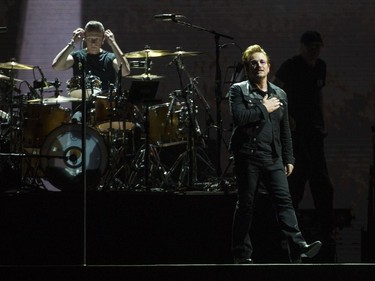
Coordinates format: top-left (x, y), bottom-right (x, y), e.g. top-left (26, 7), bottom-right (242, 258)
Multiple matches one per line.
top-left (0, 66), bottom-right (45, 191)
top-left (0, 71), bottom-right (24, 190)
top-left (144, 45), bottom-right (153, 76)
top-left (163, 54), bottom-right (216, 190)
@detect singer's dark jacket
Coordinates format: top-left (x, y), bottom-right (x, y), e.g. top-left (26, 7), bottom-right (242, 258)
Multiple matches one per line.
top-left (228, 80), bottom-right (295, 166)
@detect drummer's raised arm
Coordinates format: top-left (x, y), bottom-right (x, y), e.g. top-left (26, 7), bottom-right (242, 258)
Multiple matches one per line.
top-left (104, 29), bottom-right (130, 76)
top-left (52, 27), bottom-right (84, 71)
top-left (52, 46), bottom-right (75, 71)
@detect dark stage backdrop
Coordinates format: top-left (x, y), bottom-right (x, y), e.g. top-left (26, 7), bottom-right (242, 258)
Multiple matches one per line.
top-left (1, 0), bottom-right (374, 262)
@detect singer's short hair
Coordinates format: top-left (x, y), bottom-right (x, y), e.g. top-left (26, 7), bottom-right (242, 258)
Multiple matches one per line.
top-left (85, 21), bottom-right (105, 33)
top-left (242, 44), bottom-right (270, 66)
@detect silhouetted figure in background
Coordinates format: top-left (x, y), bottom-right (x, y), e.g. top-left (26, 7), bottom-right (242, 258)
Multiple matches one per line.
top-left (273, 31), bottom-right (334, 248)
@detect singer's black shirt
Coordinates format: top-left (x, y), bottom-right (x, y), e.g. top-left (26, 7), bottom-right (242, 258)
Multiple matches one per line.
top-left (253, 87), bottom-right (274, 162)
top-left (71, 49), bottom-right (116, 92)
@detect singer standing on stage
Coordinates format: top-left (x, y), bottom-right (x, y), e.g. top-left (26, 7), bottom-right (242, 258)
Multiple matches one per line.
top-left (229, 44), bottom-right (321, 264)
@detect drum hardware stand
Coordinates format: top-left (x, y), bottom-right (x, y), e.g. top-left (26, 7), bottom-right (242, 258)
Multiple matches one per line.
top-left (217, 154), bottom-right (235, 194)
top-left (163, 17), bottom-right (234, 178)
top-left (0, 62), bottom-right (41, 191)
top-left (126, 101), bottom-right (171, 191)
top-left (0, 152), bottom-right (67, 191)
top-left (163, 54), bottom-right (216, 190)
top-left (5, 65), bottom-right (23, 153)
top-left (23, 152), bottom-right (72, 190)
top-left (99, 144), bottom-right (130, 191)
top-left (162, 90), bottom-right (216, 190)
top-left (98, 66), bottom-right (134, 191)
top-left (196, 59), bottom-right (243, 193)
top-left (0, 152), bottom-right (43, 191)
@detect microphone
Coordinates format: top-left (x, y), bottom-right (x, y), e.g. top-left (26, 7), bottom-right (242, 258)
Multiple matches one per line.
top-left (0, 110), bottom-right (9, 121)
top-left (0, 27), bottom-right (7, 33)
top-left (167, 55), bottom-right (179, 66)
top-left (166, 93), bottom-right (177, 124)
top-left (37, 66), bottom-right (45, 79)
top-left (154, 14), bottom-right (186, 22)
top-left (25, 81), bottom-right (40, 99)
top-left (35, 66), bottom-right (47, 88)
top-left (47, 78), bottom-right (61, 88)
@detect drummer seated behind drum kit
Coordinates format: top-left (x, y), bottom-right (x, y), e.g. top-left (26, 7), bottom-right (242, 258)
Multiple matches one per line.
top-left (0, 46), bottom-right (216, 192)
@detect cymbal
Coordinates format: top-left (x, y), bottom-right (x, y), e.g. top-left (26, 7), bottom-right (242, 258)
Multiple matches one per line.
top-left (124, 49), bottom-right (173, 58)
top-left (0, 61), bottom-right (34, 70)
top-left (27, 96), bottom-right (81, 105)
top-left (0, 74), bottom-right (23, 82)
top-left (126, 73), bottom-right (164, 80)
top-left (172, 50), bottom-right (203, 56)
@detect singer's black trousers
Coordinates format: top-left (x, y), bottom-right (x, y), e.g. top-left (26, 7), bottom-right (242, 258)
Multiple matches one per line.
top-left (231, 153), bottom-right (306, 261)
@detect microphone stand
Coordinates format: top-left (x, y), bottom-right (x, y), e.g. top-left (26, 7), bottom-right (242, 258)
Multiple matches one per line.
top-left (168, 18), bottom-right (234, 176)
top-left (79, 61), bottom-right (87, 191)
top-left (79, 59), bottom-right (87, 266)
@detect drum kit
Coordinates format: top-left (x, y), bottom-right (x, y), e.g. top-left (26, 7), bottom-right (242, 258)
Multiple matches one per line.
top-left (0, 47), bottom-right (218, 192)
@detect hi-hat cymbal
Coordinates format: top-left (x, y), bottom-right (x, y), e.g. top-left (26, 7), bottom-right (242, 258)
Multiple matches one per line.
top-left (126, 73), bottom-right (164, 80)
top-left (0, 74), bottom-right (23, 82)
top-left (0, 61), bottom-right (34, 70)
top-left (36, 86), bottom-right (55, 91)
top-left (124, 49), bottom-right (173, 58)
top-left (27, 96), bottom-right (81, 105)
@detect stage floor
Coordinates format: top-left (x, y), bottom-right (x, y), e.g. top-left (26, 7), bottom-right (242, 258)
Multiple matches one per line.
top-left (0, 189), bottom-right (372, 280)
top-left (1, 263), bottom-right (375, 281)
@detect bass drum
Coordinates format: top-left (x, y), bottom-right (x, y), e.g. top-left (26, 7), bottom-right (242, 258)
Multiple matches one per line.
top-left (40, 123), bottom-right (108, 191)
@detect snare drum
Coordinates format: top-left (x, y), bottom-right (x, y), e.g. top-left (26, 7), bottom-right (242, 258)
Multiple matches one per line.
top-left (40, 123), bottom-right (108, 190)
top-left (67, 75), bottom-right (102, 99)
top-left (22, 104), bottom-right (71, 148)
